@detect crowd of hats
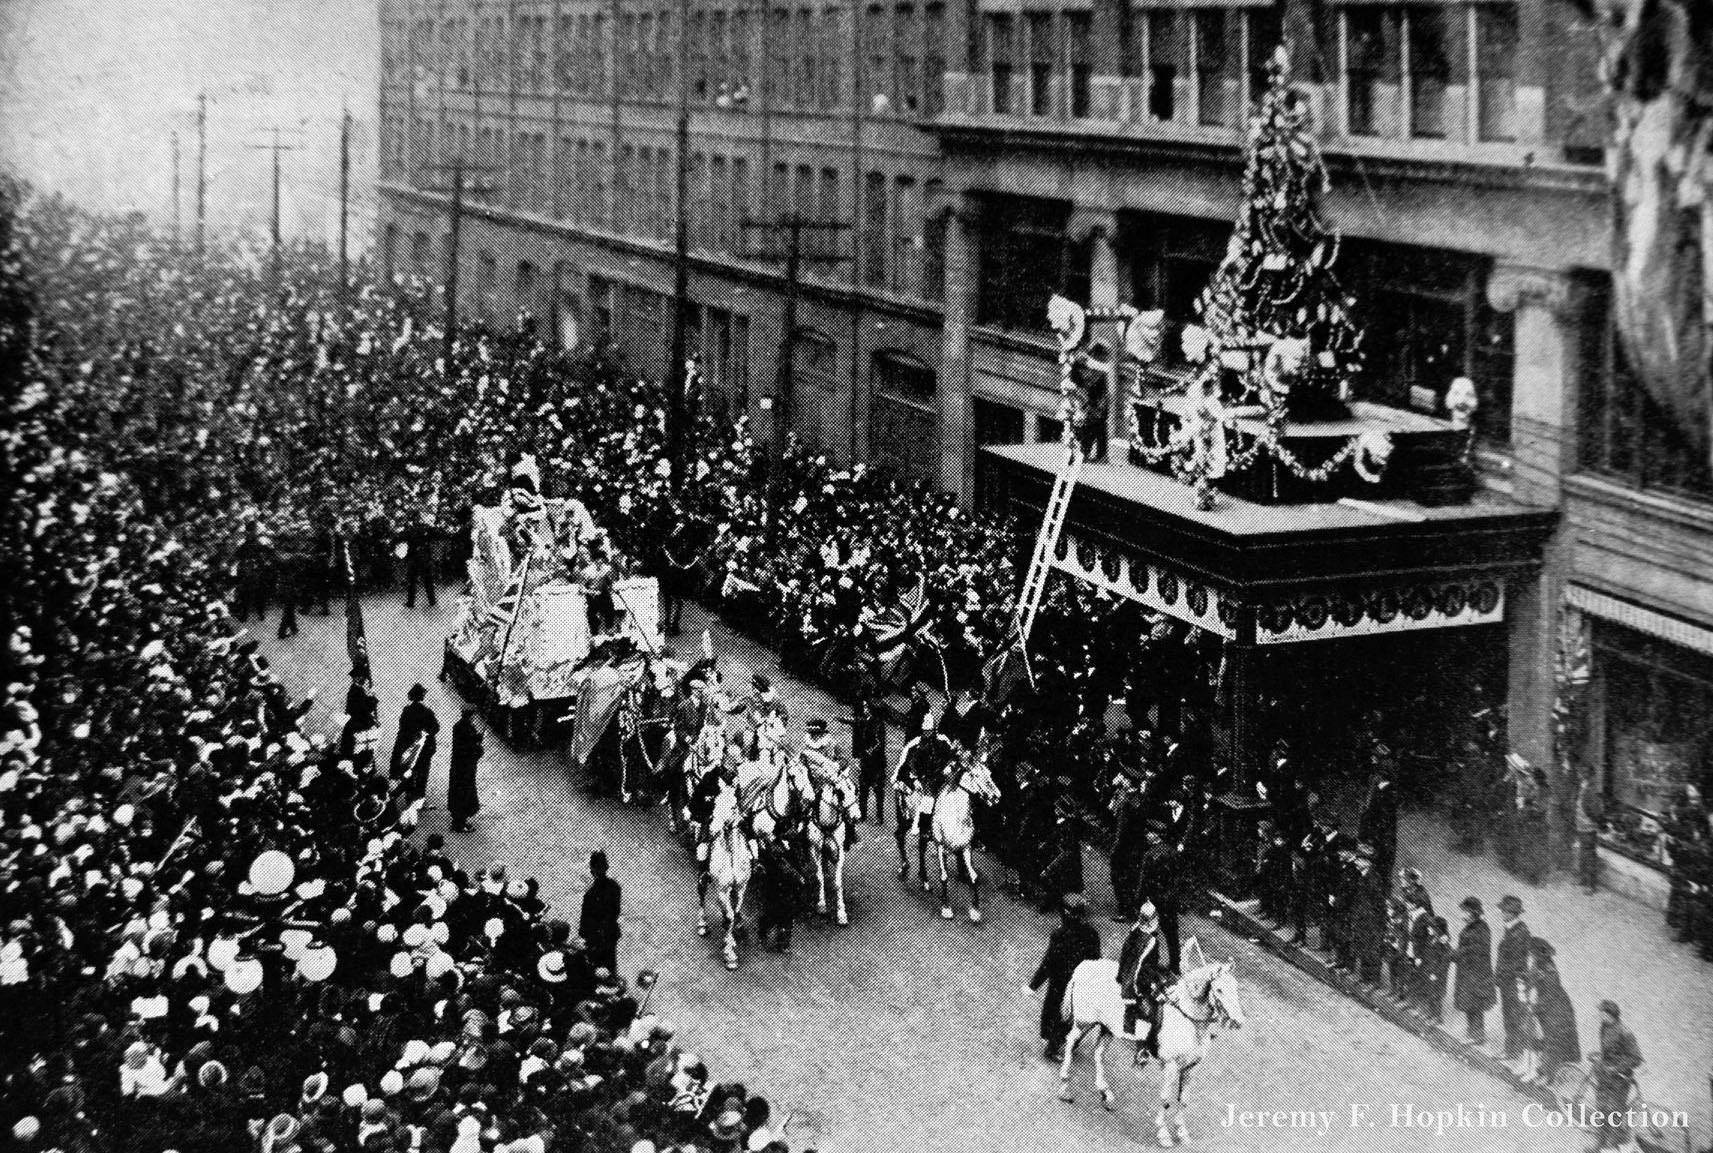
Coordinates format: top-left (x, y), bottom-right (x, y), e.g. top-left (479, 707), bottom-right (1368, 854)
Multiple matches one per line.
top-left (0, 183), bottom-right (817, 1151)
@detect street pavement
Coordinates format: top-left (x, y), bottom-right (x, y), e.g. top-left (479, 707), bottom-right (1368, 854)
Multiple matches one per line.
top-left (256, 586), bottom-right (1618, 1153)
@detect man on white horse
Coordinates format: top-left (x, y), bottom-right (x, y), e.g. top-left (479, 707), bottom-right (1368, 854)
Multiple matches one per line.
top-left (803, 718), bottom-right (861, 850)
top-left (893, 711), bottom-right (958, 886)
top-left (1118, 900), bottom-right (1170, 1063)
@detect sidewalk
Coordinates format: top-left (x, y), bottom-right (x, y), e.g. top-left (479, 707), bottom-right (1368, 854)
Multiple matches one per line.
top-left (1215, 806), bottom-right (1711, 1153)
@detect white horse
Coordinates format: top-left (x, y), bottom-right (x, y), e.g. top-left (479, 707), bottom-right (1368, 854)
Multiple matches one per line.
top-left (1059, 942), bottom-right (1245, 1147)
top-left (696, 789), bottom-right (754, 970)
top-left (802, 749), bottom-right (860, 925)
top-left (927, 749), bottom-right (1000, 923)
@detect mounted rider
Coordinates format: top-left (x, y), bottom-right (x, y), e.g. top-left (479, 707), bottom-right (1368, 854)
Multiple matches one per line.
top-left (894, 711), bottom-right (960, 879)
top-left (802, 717), bottom-right (861, 849)
top-left (1117, 899), bottom-right (1169, 1061)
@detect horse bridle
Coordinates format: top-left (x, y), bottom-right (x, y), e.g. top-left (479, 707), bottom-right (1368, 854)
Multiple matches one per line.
top-left (1165, 972), bottom-right (1233, 1028)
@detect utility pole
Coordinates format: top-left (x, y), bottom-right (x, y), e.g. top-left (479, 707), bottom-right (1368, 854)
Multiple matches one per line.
top-left (418, 159), bottom-right (499, 371)
top-left (245, 128), bottom-right (303, 292)
top-left (338, 106), bottom-right (351, 305)
top-left (196, 93), bottom-right (207, 254)
top-left (171, 132), bottom-right (181, 245)
top-left (739, 213), bottom-right (851, 459)
top-left (666, 0), bottom-right (692, 493)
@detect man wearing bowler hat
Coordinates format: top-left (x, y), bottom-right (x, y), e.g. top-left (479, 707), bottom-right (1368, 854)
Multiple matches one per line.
top-left (1453, 896), bottom-right (1494, 1045)
top-left (1495, 893), bottom-right (1532, 1063)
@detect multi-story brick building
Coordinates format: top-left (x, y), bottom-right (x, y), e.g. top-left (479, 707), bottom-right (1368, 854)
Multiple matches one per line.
top-left (376, 0), bottom-right (1713, 901)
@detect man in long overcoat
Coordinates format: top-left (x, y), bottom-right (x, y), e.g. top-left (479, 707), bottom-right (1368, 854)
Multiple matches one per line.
top-left (447, 707), bottom-right (484, 833)
top-left (579, 850), bottom-right (623, 976)
top-left (1453, 896), bottom-right (1495, 1045)
top-left (1495, 893), bottom-right (1533, 1062)
top-left (1028, 894), bottom-right (1102, 1061)
top-left (391, 683), bottom-right (441, 802)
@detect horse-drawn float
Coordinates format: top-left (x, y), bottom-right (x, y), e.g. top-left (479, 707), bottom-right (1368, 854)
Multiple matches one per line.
top-left (440, 458), bottom-right (666, 771)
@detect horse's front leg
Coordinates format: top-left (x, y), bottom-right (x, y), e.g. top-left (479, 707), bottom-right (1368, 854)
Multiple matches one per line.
top-left (812, 836), bottom-right (829, 917)
top-left (894, 795), bottom-right (910, 880)
top-left (963, 847), bottom-right (983, 923)
top-left (1172, 1063), bottom-right (1192, 1145)
top-left (918, 815), bottom-right (931, 893)
top-left (696, 870), bottom-right (710, 937)
top-left (832, 839), bottom-right (849, 925)
top-left (1156, 1061), bottom-right (1182, 1147)
top-left (719, 887), bottom-right (739, 970)
top-left (937, 842), bottom-right (954, 920)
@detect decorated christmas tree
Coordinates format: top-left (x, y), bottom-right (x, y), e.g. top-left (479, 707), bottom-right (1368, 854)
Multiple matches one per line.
top-left (1194, 45), bottom-right (1364, 423)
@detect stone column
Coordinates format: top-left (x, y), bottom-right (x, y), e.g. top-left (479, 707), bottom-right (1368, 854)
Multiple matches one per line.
top-left (1487, 262), bottom-right (1576, 866)
top-left (938, 192), bottom-right (979, 505)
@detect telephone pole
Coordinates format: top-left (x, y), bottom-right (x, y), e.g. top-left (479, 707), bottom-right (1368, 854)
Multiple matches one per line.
top-left (666, 0), bottom-right (692, 493)
top-left (195, 93), bottom-right (207, 254)
top-left (739, 214), bottom-right (851, 460)
top-left (245, 127), bottom-right (303, 291)
top-left (418, 159), bottom-right (499, 371)
top-left (171, 132), bottom-right (181, 245)
top-left (338, 106), bottom-right (351, 305)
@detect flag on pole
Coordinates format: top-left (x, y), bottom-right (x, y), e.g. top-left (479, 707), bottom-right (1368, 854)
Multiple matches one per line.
top-left (486, 549), bottom-right (534, 690)
top-left (868, 573), bottom-right (934, 674)
top-left (342, 539), bottom-right (371, 681)
top-left (982, 634), bottom-right (1035, 710)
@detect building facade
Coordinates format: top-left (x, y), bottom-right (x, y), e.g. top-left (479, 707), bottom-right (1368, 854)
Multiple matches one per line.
top-left (375, 0), bottom-right (1713, 899)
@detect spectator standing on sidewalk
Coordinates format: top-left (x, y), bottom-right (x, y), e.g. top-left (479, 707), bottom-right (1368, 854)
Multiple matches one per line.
top-left (447, 706), bottom-right (484, 833)
top-left (1495, 894), bottom-right (1533, 1064)
top-left (1575, 772), bottom-right (1605, 894)
top-left (1359, 758), bottom-right (1399, 892)
top-left (1591, 1000), bottom-right (1643, 1152)
top-left (1524, 938), bottom-right (1579, 1083)
top-left (1453, 896), bottom-right (1494, 1046)
top-left (1421, 914), bottom-right (1452, 1025)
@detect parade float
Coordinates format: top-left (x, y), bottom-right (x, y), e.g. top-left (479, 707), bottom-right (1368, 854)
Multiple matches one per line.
top-left (443, 455), bottom-right (664, 755)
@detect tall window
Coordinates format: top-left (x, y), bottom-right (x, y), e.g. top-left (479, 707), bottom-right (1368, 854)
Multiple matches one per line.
top-left (1406, 6), bottom-right (1455, 139)
top-left (922, 179), bottom-right (946, 301)
top-left (1246, 6), bottom-right (1282, 106)
top-left (866, 3), bottom-right (890, 112)
top-left (1195, 10), bottom-right (1230, 127)
top-left (770, 161), bottom-right (789, 220)
top-left (591, 140), bottom-right (608, 229)
top-left (1147, 11), bottom-right (1177, 121)
top-left (984, 14), bottom-right (1014, 116)
top-left (863, 171), bottom-right (888, 288)
top-left (1066, 12), bottom-right (1091, 118)
top-left (797, 7), bottom-right (817, 107)
top-left (658, 149), bottom-right (675, 241)
top-left (1475, 3), bottom-right (1518, 141)
top-left (733, 8), bottom-right (752, 89)
top-left (1345, 9), bottom-right (1397, 136)
top-left (897, 4), bottom-right (919, 113)
top-left (924, 2), bottom-right (946, 115)
top-left (819, 167), bottom-right (842, 258)
top-left (821, 7), bottom-right (844, 109)
top-left (1578, 274), bottom-right (1713, 498)
top-left (871, 352), bottom-right (939, 483)
top-left (1028, 13), bottom-right (1055, 117)
top-left (975, 194), bottom-right (1077, 331)
top-left (711, 155), bottom-right (729, 250)
top-left (892, 176), bottom-right (920, 295)
top-left (733, 158), bottom-right (751, 241)
top-left (772, 7), bottom-right (794, 107)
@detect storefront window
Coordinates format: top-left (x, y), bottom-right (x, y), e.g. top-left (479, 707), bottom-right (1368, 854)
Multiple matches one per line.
top-left (1595, 622), bottom-right (1713, 839)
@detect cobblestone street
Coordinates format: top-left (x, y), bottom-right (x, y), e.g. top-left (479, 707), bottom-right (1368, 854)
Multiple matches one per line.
top-left (257, 588), bottom-right (1621, 1153)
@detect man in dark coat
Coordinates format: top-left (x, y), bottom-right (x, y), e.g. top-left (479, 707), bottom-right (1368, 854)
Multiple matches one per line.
top-left (579, 850), bottom-right (623, 975)
top-left (1116, 900), bottom-right (1168, 1058)
top-left (340, 669), bottom-right (380, 769)
top-left (1494, 893), bottom-right (1532, 1062)
top-left (1028, 894), bottom-right (1102, 1061)
top-left (754, 834), bottom-right (811, 954)
top-left (1592, 1000), bottom-right (1643, 1150)
top-left (400, 518), bottom-right (437, 609)
top-left (1135, 824), bottom-right (1182, 973)
top-left (1526, 938), bottom-right (1579, 1078)
top-left (1358, 764), bottom-right (1398, 894)
top-left (447, 707), bottom-right (484, 833)
top-left (1350, 854), bottom-right (1387, 986)
top-left (850, 694), bottom-right (888, 825)
top-left (1453, 896), bottom-right (1495, 1045)
top-left (391, 684), bottom-right (441, 802)
top-left (1109, 775), bottom-right (1148, 923)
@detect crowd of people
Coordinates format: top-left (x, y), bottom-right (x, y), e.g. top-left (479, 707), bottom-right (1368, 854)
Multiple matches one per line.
top-left (0, 181), bottom-right (811, 1152)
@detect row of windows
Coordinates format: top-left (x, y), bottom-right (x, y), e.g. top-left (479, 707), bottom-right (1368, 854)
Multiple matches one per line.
top-left (977, 3), bottom-right (1559, 150)
top-left (385, 2), bottom-right (944, 117)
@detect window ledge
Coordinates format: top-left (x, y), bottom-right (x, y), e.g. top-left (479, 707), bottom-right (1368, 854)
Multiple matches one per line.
top-left (1565, 472), bottom-right (1713, 535)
